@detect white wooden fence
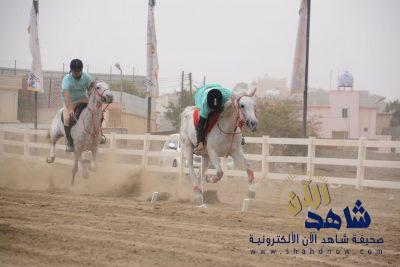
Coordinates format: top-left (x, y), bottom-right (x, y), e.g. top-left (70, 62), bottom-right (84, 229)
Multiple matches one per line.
top-left (1, 126), bottom-right (399, 190)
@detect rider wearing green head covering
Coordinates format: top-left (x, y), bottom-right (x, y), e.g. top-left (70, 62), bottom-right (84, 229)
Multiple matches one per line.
top-left (193, 84), bottom-right (232, 155)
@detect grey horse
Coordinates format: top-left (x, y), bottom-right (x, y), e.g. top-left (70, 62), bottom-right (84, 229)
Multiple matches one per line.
top-left (180, 88), bottom-right (258, 205)
top-left (46, 80), bottom-right (113, 186)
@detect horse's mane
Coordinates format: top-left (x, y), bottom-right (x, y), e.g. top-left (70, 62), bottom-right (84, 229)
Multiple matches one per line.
top-left (220, 88), bottom-right (256, 118)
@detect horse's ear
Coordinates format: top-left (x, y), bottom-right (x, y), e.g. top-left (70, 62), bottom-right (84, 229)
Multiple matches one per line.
top-left (248, 87), bottom-right (257, 97)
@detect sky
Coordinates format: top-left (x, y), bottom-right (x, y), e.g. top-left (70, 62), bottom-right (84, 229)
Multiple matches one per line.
top-left (0, 0), bottom-right (399, 100)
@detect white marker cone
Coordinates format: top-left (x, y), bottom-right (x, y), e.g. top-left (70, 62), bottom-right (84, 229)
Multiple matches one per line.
top-left (151, 192), bottom-right (159, 204)
top-left (241, 198), bottom-right (250, 212)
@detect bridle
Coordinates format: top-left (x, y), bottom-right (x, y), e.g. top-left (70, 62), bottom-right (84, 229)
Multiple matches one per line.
top-left (82, 80), bottom-right (111, 150)
top-left (217, 93), bottom-right (252, 135)
top-left (87, 80), bottom-right (112, 110)
top-left (217, 92), bottom-right (256, 157)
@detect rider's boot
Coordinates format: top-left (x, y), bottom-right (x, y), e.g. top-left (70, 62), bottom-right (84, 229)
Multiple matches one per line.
top-left (194, 116), bottom-right (207, 155)
top-left (64, 125), bottom-right (74, 152)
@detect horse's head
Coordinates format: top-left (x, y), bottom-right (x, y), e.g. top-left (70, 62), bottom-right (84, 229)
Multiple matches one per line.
top-left (234, 87), bottom-right (258, 132)
top-left (89, 80), bottom-right (113, 104)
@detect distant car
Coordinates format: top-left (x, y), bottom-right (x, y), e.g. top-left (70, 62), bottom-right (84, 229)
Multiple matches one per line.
top-left (160, 134), bottom-right (201, 168)
top-left (160, 134), bottom-right (234, 170)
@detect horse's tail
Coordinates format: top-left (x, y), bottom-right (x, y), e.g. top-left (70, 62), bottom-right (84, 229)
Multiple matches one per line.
top-left (181, 106), bottom-right (195, 120)
top-left (180, 106), bottom-right (195, 130)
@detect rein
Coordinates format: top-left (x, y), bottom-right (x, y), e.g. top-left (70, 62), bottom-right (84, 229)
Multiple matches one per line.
top-left (217, 93), bottom-right (250, 157)
top-left (82, 81), bottom-right (111, 150)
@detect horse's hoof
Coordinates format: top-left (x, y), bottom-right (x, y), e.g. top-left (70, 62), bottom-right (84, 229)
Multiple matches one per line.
top-left (82, 159), bottom-right (91, 165)
top-left (205, 175), bottom-right (220, 183)
top-left (89, 165), bottom-right (97, 172)
top-left (198, 204), bottom-right (207, 208)
top-left (46, 157), bottom-right (55, 163)
top-left (248, 190), bottom-right (256, 199)
top-left (83, 171), bottom-right (89, 179)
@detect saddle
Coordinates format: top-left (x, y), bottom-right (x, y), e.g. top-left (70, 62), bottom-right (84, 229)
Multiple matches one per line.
top-left (61, 103), bottom-right (87, 127)
top-left (193, 108), bottom-right (219, 134)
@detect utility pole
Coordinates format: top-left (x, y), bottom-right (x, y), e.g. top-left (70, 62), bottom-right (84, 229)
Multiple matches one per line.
top-left (115, 63), bottom-right (123, 128)
top-left (302, 0), bottom-right (311, 138)
top-left (180, 71), bottom-right (184, 111)
top-left (203, 76), bottom-right (206, 85)
top-left (189, 72), bottom-right (192, 95)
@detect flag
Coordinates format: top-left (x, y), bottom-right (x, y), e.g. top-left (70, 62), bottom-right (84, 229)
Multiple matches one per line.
top-left (27, 0), bottom-right (43, 93)
top-left (290, 0), bottom-right (308, 95)
top-left (146, 0), bottom-right (159, 97)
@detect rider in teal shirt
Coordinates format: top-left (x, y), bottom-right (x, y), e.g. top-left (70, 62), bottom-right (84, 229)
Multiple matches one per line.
top-left (193, 84), bottom-right (232, 155)
top-left (61, 59), bottom-right (92, 152)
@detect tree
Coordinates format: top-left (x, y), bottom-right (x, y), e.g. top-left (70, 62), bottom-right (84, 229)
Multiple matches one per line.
top-left (248, 99), bottom-right (320, 138)
top-left (164, 90), bottom-right (194, 129)
top-left (385, 99), bottom-right (400, 127)
top-left (243, 99), bottom-right (320, 156)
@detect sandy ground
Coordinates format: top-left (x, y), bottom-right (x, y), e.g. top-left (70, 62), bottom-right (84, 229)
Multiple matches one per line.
top-left (0, 158), bottom-right (399, 266)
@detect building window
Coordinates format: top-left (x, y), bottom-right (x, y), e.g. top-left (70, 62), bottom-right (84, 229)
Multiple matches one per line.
top-left (342, 108), bottom-right (348, 118)
top-left (364, 128), bottom-right (368, 132)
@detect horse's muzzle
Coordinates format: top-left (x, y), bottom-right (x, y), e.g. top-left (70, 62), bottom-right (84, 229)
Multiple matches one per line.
top-left (246, 120), bottom-right (258, 132)
top-left (102, 95), bottom-right (113, 104)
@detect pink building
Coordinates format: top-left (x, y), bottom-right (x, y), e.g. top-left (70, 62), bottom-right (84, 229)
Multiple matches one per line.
top-left (308, 89), bottom-right (388, 139)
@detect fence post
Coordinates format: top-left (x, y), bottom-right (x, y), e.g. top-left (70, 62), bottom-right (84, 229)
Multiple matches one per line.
top-left (261, 135), bottom-right (269, 179)
top-left (110, 132), bottom-right (117, 154)
top-left (142, 134), bottom-right (149, 167)
top-left (24, 127), bottom-right (29, 161)
top-left (307, 136), bottom-right (315, 177)
top-left (0, 125), bottom-right (4, 163)
top-left (356, 137), bottom-right (366, 189)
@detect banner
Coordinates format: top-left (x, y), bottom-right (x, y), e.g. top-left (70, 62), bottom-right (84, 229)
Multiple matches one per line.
top-left (27, 0), bottom-right (43, 93)
top-left (290, 0), bottom-right (308, 95)
top-left (146, 0), bottom-right (159, 97)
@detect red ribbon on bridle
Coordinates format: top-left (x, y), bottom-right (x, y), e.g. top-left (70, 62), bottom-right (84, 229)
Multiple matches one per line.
top-left (82, 80), bottom-right (111, 150)
top-left (217, 91), bottom-right (256, 157)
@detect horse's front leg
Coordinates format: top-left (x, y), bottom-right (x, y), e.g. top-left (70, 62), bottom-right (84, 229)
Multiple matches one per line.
top-left (206, 150), bottom-right (223, 183)
top-left (231, 150), bottom-right (257, 199)
top-left (90, 146), bottom-right (99, 172)
top-left (71, 151), bottom-right (82, 186)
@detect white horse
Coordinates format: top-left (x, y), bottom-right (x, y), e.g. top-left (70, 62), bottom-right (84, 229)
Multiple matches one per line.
top-left (180, 88), bottom-right (258, 205)
top-left (46, 80), bottom-right (113, 186)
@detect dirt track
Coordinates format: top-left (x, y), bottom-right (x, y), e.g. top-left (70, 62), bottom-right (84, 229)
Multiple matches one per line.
top-left (0, 159), bottom-right (399, 266)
